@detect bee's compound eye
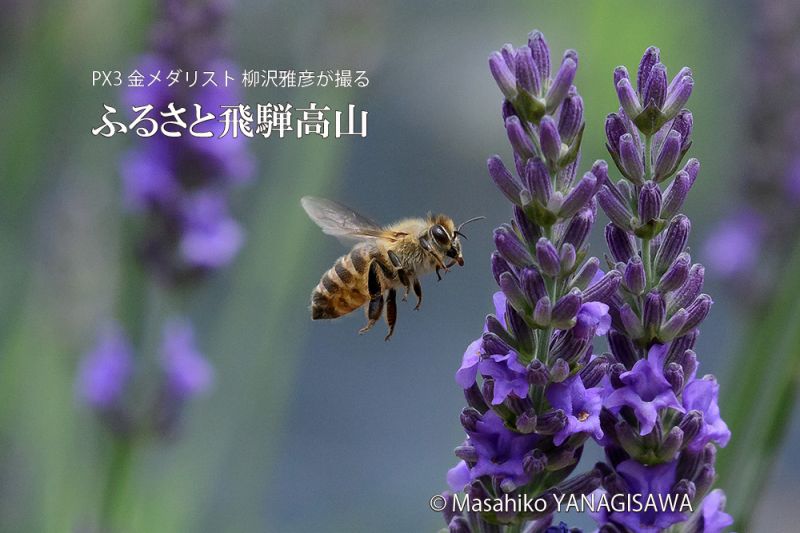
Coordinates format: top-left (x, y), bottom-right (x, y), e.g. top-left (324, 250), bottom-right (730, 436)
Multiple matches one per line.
top-left (431, 224), bottom-right (450, 246)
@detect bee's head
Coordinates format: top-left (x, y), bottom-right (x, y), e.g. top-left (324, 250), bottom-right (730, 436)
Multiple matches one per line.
top-left (427, 214), bottom-right (484, 267)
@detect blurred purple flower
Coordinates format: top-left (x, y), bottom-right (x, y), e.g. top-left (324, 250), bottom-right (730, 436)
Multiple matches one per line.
top-left (160, 319), bottom-right (214, 399)
top-left (77, 323), bottom-right (134, 410)
top-left (178, 192), bottom-right (244, 268)
top-left (694, 489), bottom-right (734, 533)
top-left (702, 210), bottom-right (764, 279)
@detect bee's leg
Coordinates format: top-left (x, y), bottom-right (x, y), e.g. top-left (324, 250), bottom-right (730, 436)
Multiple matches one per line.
top-left (420, 237), bottom-right (449, 276)
top-left (384, 288), bottom-right (397, 341)
top-left (359, 261), bottom-right (384, 335)
top-left (413, 278), bottom-right (423, 310)
top-left (387, 250), bottom-right (411, 301)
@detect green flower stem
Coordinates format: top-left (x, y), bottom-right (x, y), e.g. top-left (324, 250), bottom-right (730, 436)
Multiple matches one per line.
top-left (100, 436), bottom-right (135, 530)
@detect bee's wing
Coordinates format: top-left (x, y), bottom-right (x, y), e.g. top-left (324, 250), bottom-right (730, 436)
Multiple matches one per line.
top-left (301, 196), bottom-right (406, 243)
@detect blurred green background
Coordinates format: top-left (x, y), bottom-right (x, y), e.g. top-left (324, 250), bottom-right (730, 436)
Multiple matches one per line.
top-left (0, 0), bottom-right (796, 531)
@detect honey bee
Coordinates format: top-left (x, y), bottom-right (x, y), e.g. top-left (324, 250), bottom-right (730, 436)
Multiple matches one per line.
top-left (301, 196), bottom-right (483, 340)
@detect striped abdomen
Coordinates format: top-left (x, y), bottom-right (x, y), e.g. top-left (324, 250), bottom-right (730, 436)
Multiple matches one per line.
top-left (310, 247), bottom-right (374, 319)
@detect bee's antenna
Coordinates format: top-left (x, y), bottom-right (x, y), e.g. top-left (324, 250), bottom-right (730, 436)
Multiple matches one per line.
top-left (456, 216), bottom-right (486, 235)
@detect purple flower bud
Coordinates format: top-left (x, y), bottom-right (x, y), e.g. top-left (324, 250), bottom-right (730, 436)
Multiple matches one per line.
top-left (524, 157), bottom-right (552, 205)
top-left (482, 332), bottom-right (511, 356)
top-left (487, 156), bottom-right (523, 205)
top-left (463, 382), bottom-right (489, 413)
top-left (546, 56), bottom-right (577, 113)
top-left (489, 51), bottom-right (518, 100)
top-left (559, 244), bottom-right (576, 274)
top-left (608, 329), bottom-right (638, 369)
top-left (500, 43), bottom-right (516, 69)
top-left (643, 291), bottom-right (666, 334)
top-left (499, 272), bottom-right (528, 312)
top-left (514, 45), bottom-right (540, 95)
top-left (539, 115), bottom-right (562, 166)
top-left (638, 181), bottom-right (662, 224)
top-left (537, 409), bottom-right (567, 434)
top-left (536, 237), bottom-right (561, 277)
top-left (534, 295), bottom-right (552, 326)
top-left (605, 223), bottom-right (636, 263)
top-left (680, 294), bottom-right (713, 334)
top-left (560, 172), bottom-right (597, 218)
top-left (661, 170), bottom-right (691, 219)
top-left (666, 332), bottom-right (698, 365)
top-left (669, 263), bottom-right (705, 312)
top-left (677, 348), bottom-right (698, 380)
top-left (558, 88), bottom-right (584, 144)
top-left (460, 407), bottom-right (481, 432)
top-left (642, 63), bottom-right (668, 108)
top-left (583, 270), bottom-right (622, 303)
top-left (505, 116), bottom-right (536, 159)
top-left (605, 113), bottom-right (628, 156)
top-left (523, 449), bottom-right (548, 474)
top-left (527, 359), bottom-right (550, 386)
top-left (624, 256), bottom-right (646, 295)
top-left (637, 46), bottom-right (660, 95)
top-left (655, 215), bottom-right (691, 275)
top-left (663, 74), bottom-right (694, 119)
top-left (597, 186), bottom-right (634, 231)
top-left (614, 66), bottom-right (630, 87)
top-left (448, 517), bottom-right (471, 533)
top-left (486, 315), bottom-right (515, 347)
top-left (516, 410), bottom-right (539, 434)
top-left (620, 304), bottom-right (645, 339)
top-left (590, 159), bottom-right (609, 188)
top-left (581, 355), bottom-right (609, 388)
top-left (665, 362), bottom-right (685, 394)
top-left (521, 267), bottom-right (547, 303)
top-left (694, 464), bottom-right (715, 498)
top-left (679, 409), bottom-right (704, 445)
top-left (561, 208), bottom-right (594, 252)
top-left (552, 288), bottom-right (583, 326)
top-left (571, 256), bottom-right (600, 290)
top-left (514, 205), bottom-right (541, 245)
top-left (619, 133), bottom-right (645, 184)
top-left (659, 252), bottom-right (690, 292)
top-left (528, 30), bottom-right (551, 80)
top-left (494, 226), bottom-right (533, 267)
top-left (671, 110), bottom-right (693, 150)
top-left (660, 308), bottom-right (689, 341)
top-left (683, 158), bottom-right (700, 185)
top-left (616, 77), bottom-right (643, 119)
top-left (654, 130), bottom-right (682, 182)
top-left (609, 362), bottom-right (627, 389)
top-left (491, 252), bottom-right (514, 286)
top-left (454, 445), bottom-right (478, 463)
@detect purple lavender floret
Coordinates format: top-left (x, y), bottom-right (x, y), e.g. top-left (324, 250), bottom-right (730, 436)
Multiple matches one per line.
top-left (76, 323), bottom-right (134, 411)
top-left (546, 375), bottom-right (603, 445)
top-left (122, 0), bottom-right (254, 283)
top-left (160, 319), bottom-right (214, 400)
top-left (603, 345), bottom-right (684, 436)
